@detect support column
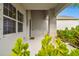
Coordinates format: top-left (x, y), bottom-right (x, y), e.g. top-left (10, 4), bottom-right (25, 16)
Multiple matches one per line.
top-left (48, 9), bottom-right (56, 41)
top-left (27, 10), bottom-right (32, 39)
top-left (0, 4), bottom-right (3, 40)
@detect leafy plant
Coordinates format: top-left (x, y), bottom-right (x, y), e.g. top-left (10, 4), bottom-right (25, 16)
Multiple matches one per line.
top-left (36, 34), bottom-right (79, 56)
top-left (55, 38), bottom-right (69, 56)
top-left (11, 37), bottom-right (30, 56)
top-left (69, 49), bottom-right (79, 56)
top-left (57, 26), bottom-right (79, 48)
top-left (36, 34), bottom-right (69, 56)
top-left (11, 33), bottom-right (79, 56)
top-left (36, 34), bottom-right (54, 56)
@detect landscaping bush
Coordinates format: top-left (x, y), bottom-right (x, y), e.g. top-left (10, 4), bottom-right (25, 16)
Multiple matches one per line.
top-left (11, 34), bottom-right (79, 56)
top-left (36, 34), bottom-right (79, 56)
top-left (11, 38), bottom-right (30, 56)
top-left (57, 25), bottom-right (79, 48)
top-left (69, 49), bottom-right (79, 56)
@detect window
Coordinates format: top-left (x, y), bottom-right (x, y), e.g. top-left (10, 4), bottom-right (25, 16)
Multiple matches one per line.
top-left (3, 17), bottom-right (16, 34)
top-left (3, 3), bottom-right (16, 35)
top-left (3, 3), bottom-right (9, 16)
top-left (3, 3), bottom-right (16, 19)
top-left (18, 22), bottom-right (23, 32)
top-left (17, 11), bottom-right (23, 32)
top-left (3, 3), bottom-right (24, 34)
top-left (18, 11), bottom-right (23, 22)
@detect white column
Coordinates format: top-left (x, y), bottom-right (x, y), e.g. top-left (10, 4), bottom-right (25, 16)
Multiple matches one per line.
top-left (27, 10), bottom-right (31, 38)
top-left (49, 9), bottom-right (56, 41)
top-left (0, 4), bottom-right (3, 40)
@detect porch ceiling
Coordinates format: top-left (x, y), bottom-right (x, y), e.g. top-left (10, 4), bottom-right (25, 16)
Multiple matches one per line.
top-left (22, 3), bottom-right (58, 10)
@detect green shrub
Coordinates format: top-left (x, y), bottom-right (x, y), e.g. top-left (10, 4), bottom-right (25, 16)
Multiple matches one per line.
top-left (57, 26), bottom-right (79, 48)
top-left (36, 34), bottom-right (69, 56)
top-left (69, 49), bottom-right (79, 56)
top-left (36, 34), bottom-right (54, 56)
top-left (11, 38), bottom-right (30, 56)
top-left (11, 34), bottom-right (79, 56)
top-left (36, 34), bottom-right (79, 56)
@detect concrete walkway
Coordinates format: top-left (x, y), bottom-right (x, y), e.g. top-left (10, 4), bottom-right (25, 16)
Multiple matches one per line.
top-left (24, 35), bottom-right (44, 56)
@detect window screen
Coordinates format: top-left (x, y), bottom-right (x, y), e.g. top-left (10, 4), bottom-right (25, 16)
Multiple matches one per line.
top-left (3, 17), bottom-right (16, 34)
top-left (18, 22), bottom-right (23, 32)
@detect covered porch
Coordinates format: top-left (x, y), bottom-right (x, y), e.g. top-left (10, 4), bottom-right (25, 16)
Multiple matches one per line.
top-left (0, 3), bottom-right (69, 55)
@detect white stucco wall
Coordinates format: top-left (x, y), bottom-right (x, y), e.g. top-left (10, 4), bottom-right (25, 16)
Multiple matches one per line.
top-left (31, 10), bottom-right (48, 37)
top-left (57, 20), bottom-right (79, 30)
top-left (0, 3), bottom-right (28, 56)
